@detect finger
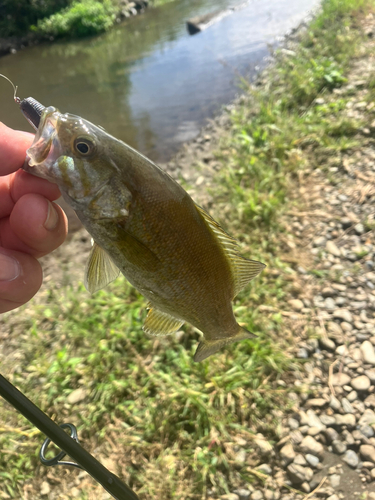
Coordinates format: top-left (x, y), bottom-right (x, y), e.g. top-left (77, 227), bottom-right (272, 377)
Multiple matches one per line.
top-left (0, 123), bottom-right (33, 175)
top-left (5, 194), bottom-right (67, 258)
top-left (0, 169), bottom-right (61, 219)
top-left (0, 247), bottom-right (42, 313)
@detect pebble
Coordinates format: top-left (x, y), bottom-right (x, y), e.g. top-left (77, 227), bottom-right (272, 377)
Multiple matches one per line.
top-left (300, 436), bottom-right (324, 459)
top-left (335, 413), bottom-right (356, 427)
top-left (256, 464), bottom-right (272, 475)
top-left (41, 482), bottom-right (51, 496)
top-left (222, 495), bottom-right (240, 500)
top-left (333, 309), bottom-right (353, 323)
top-left (67, 388), bottom-right (87, 404)
top-left (341, 397), bottom-right (354, 413)
top-left (235, 490), bottom-right (251, 500)
top-left (351, 375), bottom-right (371, 391)
top-left (280, 443), bottom-right (295, 465)
top-left (332, 440), bottom-right (347, 454)
top-left (360, 444), bottom-right (375, 463)
top-left (343, 449), bottom-right (359, 468)
top-left (286, 464), bottom-right (307, 484)
top-left (288, 299), bottom-right (304, 311)
top-left (305, 454), bottom-right (319, 467)
top-left (361, 341), bottom-right (375, 365)
top-left (251, 491), bottom-right (263, 500)
top-left (359, 409), bottom-right (375, 426)
top-left (326, 240), bottom-right (341, 257)
top-left (331, 372), bottom-right (351, 386)
top-left (329, 474), bottom-right (341, 488)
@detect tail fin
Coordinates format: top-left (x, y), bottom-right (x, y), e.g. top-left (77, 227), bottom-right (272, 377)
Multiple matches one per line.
top-left (194, 327), bottom-right (256, 362)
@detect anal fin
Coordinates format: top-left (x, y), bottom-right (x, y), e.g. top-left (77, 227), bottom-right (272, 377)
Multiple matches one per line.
top-left (194, 327), bottom-right (256, 362)
top-left (143, 308), bottom-right (184, 336)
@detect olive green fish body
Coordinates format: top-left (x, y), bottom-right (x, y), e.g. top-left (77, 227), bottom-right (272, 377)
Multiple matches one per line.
top-left (24, 107), bottom-right (265, 361)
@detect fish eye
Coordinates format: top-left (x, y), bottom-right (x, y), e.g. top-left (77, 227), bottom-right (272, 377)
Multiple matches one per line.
top-left (74, 137), bottom-right (95, 156)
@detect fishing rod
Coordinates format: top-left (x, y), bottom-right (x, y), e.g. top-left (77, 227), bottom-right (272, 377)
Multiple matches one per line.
top-left (0, 373), bottom-right (139, 500)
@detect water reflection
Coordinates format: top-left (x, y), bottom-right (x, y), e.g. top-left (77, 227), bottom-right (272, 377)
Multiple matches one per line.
top-left (0, 0), bottom-right (319, 162)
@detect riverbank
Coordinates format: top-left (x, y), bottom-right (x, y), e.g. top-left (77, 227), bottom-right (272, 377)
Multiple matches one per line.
top-left (0, 0), bottom-right (374, 499)
top-left (0, 0), bottom-right (152, 57)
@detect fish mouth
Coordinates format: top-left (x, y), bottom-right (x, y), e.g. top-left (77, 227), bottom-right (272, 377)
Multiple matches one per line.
top-left (26, 107), bottom-right (62, 168)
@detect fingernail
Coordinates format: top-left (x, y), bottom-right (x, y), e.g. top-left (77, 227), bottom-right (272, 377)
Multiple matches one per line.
top-left (0, 252), bottom-right (20, 282)
top-left (44, 201), bottom-right (58, 231)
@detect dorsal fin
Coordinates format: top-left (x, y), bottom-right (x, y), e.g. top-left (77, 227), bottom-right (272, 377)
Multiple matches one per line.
top-left (84, 242), bottom-right (120, 293)
top-left (143, 307), bottom-right (184, 336)
top-left (195, 204), bottom-right (265, 297)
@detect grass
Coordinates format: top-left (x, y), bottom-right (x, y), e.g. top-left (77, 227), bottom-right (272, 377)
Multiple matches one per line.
top-left (1, 0), bottom-right (375, 498)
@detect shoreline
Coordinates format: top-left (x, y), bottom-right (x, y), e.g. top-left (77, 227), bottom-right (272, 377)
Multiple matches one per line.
top-left (0, 0), bottom-right (150, 58)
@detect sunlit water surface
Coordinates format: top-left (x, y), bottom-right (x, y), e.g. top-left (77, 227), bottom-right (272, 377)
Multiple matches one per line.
top-left (0, 0), bottom-right (319, 161)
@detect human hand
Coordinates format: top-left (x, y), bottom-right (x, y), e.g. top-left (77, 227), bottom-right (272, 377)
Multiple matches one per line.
top-left (0, 123), bottom-right (67, 313)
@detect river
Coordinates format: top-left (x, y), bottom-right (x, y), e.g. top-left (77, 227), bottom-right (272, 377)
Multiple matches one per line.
top-left (0, 0), bottom-right (319, 162)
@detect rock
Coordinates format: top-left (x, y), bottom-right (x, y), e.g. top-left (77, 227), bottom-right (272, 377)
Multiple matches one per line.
top-left (254, 435), bottom-right (273, 455)
top-left (327, 495), bottom-right (340, 500)
top-left (323, 428), bottom-right (339, 443)
top-left (354, 223), bottom-right (365, 235)
top-left (288, 299), bottom-right (304, 311)
top-left (331, 372), bottom-right (351, 386)
top-left (280, 443), bottom-right (295, 465)
top-left (306, 409), bottom-right (325, 430)
top-left (365, 369), bottom-right (375, 383)
top-left (351, 375), bottom-right (371, 391)
top-left (341, 398), bottom-right (354, 414)
top-left (346, 390), bottom-right (358, 402)
top-left (329, 474), bottom-right (341, 488)
top-left (361, 341), bottom-right (375, 365)
top-left (329, 395), bottom-right (341, 410)
top-left (41, 482), bottom-right (51, 496)
top-left (332, 440), bottom-right (347, 454)
top-left (305, 454), bottom-right (319, 467)
top-left (263, 491), bottom-right (275, 500)
top-left (221, 495), bottom-right (240, 500)
top-left (256, 463), bottom-right (272, 475)
top-left (343, 449), bottom-right (359, 468)
top-left (334, 414), bottom-right (356, 428)
top-left (235, 489), bottom-right (251, 500)
top-left (360, 425), bottom-right (374, 438)
top-left (320, 415), bottom-right (336, 426)
top-left (300, 436), bottom-right (324, 459)
top-left (333, 309), bottom-right (353, 323)
top-left (67, 388), bottom-right (87, 404)
top-left (320, 337), bottom-right (336, 351)
top-left (288, 418), bottom-right (299, 429)
top-left (293, 454), bottom-right (307, 466)
top-left (326, 241), bottom-right (341, 257)
top-left (250, 492), bottom-right (263, 500)
top-left (287, 464), bottom-right (307, 485)
top-left (360, 444), bottom-right (375, 462)
top-left (235, 449), bottom-right (246, 464)
top-left (359, 409), bottom-right (375, 426)
top-left (306, 398), bottom-right (327, 408)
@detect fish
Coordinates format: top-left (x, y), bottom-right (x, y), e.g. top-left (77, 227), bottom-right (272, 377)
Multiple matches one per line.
top-left (22, 104), bottom-right (266, 361)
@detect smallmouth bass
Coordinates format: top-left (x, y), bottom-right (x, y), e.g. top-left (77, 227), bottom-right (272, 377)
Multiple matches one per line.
top-left (23, 105), bottom-right (265, 361)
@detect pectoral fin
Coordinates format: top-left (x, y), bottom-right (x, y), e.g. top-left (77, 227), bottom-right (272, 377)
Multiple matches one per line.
top-left (84, 242), bottom-right (120, 293)
top-left (194, 327), bottom-right (256, 362)
top-left (143, 307), bottom-right (184, 336)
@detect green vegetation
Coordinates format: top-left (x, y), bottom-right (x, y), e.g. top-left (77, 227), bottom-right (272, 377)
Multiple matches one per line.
top-left (33, 0), bottom-right (117, 38)
top-left (215, 0), bottom-right (370, 232)
top-left (0, 0), bottom-right (178, 40)
top-left (1, 0), bottom-right (374, 498)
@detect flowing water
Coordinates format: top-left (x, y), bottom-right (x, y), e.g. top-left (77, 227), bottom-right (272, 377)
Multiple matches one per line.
top-left (0, 0), bottom-right (319, 162)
